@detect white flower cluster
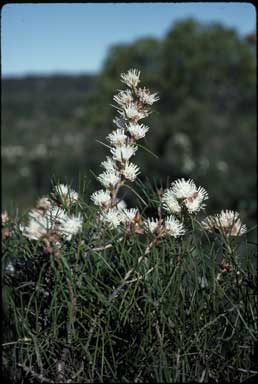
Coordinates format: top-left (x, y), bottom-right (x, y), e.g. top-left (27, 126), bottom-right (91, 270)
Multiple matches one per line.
top-left (89, 69), bottom-right (247, 241)
top-left (20, 184), bottom-right (83, 241)
top-left (100, 208), bottom-right (139, 230)
top-left (162, 178), bottom-right (208, 214)
top-left (91, 69), bottom-right (159, 229)
top-left (201, 210), bottom-right (247, 237)
top-left (54, 184), bottom-right (79, 205)
top-left (144, 216), bottom-right (185, 239)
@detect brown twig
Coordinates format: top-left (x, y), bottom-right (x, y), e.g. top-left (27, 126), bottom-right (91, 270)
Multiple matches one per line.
top-left (18, 364), bottom-right (54, 384)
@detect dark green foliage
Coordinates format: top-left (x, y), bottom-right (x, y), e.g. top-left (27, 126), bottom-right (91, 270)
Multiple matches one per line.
top-left (2, 192), bottom-right (257, 382)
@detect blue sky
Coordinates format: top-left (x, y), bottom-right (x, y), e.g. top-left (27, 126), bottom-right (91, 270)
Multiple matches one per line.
top-left (1, 3), bottom-right (256, 77)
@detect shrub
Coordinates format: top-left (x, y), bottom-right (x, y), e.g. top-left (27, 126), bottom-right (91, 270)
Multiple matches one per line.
top-left (2, 70), bottom-right (257, 383)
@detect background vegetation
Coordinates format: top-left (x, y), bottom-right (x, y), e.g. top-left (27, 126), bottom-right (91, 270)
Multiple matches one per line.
top-left (2, 20), bottom-right (256, 232)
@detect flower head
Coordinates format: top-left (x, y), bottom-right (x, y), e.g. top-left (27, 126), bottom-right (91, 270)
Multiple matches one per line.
top-left (97, 171), bottom-right (121, 189)
top-left (91, 190), bottom-right (112, 208)
top-left (113, 90), bottom-right (134, 107)
top-left (170, 178), bottom-right (208, 213)
top-left (54, 184), bottom-right (79, 205)
top-left (45, 206), bottom-right (67, 224)
top-left (100, 208), bottom-right (121, 229)
top-left (121, 69), bottom-right (141, 88)
top-left (36, 197), bottom-right (52, 212)
top-left (119, 103), bottom-right (147, 122)
top-left (202, 210), bottom-right (247, 237)
top-left (107, 129), bottom-right (127, 146)
top-left (122, 162), bottom-right (140, 181)
top-left (58, 214), bottom-right (83, 241)
top-left (101, 157), bottom-right (117, 173)
top-left (184, 188), bottom-right (208, 213)
top-left (164, 216), bottom-right (185, 238)
top-left (111, 145), bottom-right (137, 162)
top-left (119, 208), bottom-right (139, 224)
top-left (137, 87), bottom-right (159, 105)
top-left (21, 210), bottom-right (51, 240)
top-left (171, 178), bottom-right (198, 199)
top-left (162, 189), bottom-right (181, 214)
top-left (144, 218), bottom-right (160, 234)
top-left (127, 122), bottom-right (149, 140)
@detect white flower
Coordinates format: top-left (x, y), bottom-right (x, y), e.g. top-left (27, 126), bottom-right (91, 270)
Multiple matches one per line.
top-left (137, 87), bottom-right (159, 105)
top-left (113, 90), bottom-right (134, 107)
top-left (36, 197), bottom-right (52, 211)
top-left (202, 210), bottom-right (247, 237)
top-left (201, 216), bottom-right (216, 232)
top-left (119, 208), bottom-right (138, 224)
top-left (21, 211), bottom-right (50, 240)
top-left (144, 218), bottom-right (160, 234)
top-left (54, 184), bottom-right (79, 204)
top-left (171, 178), bottom-right (198, 199)
top-left (117, 200), bottom-right (127, 210)
top-left (91, 190), bottom-right (112, 208)
top-left (107, 129), bottom-right (127, 146)
top-left (25, 206), bottom-right (83, 242)
top-left (101, 157), bottom-right (117, 173)
top-left (162, 190), bottom-right (181, 214)
top-left (119, 103), bottom-right (147, 122)
top-left (164, 216), bottom-right (185, 238)
top-left (127, 122), bottom-right (149, 140)
top-left (46, 206), bottom-right (67, 224)
top-left (21, 205), bottom-right (71, 241)
top-left (184, 189), bottom-right (208, 213)
top-left (111, 145), bottom-right (137, 162)
top-left (100, 208), bottom-right (121, 229)
top-left (97, 171), bottom-right (120, 189)
top-left (121, 69), bottom-right (141, 88)
top-left (58, 214), bottom-right (83, 241)
top-left (122, 162), bottom-right (140, 181)
top-left (170, 178), bottom-right (208, 213)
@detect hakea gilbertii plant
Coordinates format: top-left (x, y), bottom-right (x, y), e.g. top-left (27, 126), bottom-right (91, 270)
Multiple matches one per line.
top-left (3, 69), bottom-right (254, 384)
top-left (88, 69), bottom-right (247, 251)
top-left (16, 69), bottom-right (248, 254)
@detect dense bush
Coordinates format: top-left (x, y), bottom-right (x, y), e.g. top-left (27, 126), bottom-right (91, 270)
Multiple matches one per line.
top-left (2, 212), bottom-right (257, 382)
top-left (2, 69), bottom-right (257, 383)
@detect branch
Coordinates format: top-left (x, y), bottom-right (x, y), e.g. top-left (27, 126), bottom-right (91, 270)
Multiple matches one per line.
top-left (18, 364), bottom-right (54, 383)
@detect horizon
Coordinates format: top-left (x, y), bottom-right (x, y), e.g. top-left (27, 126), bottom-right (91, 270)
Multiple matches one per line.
top-left (2, 3), bottom-right (256, 78)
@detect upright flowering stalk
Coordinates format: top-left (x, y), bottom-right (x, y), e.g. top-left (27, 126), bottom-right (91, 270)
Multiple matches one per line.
top-left (91, 69), bottom-right (159, 228)
top-left (201, 210), bottom-right (247, 277)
